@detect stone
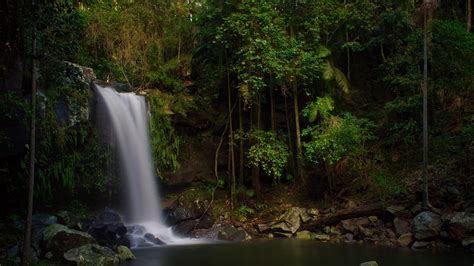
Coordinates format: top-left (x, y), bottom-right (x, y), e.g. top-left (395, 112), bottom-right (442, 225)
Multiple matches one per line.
top-left (295, 231), bottom-right (312, 240)
top-left (412, 241), bottom-right (431, 249)
top-left (386, 205), bottom-right (405, 216)
top-left (88, 209), bottom-right (129, 249)
top-left (163, 196), bottom-right (208, 226)
top-left (313, 233), bottom-right (330, 241)
top-left (42, 224), bottom-right (95, 259)
top-left (462, 237), bottom-right (474, 247)
top-left (63, 244), bottom-right (119, 265)
top-left (217, 225), bottom-right (247, 241)
top-left (342, 219), bottom-right (359, 234)
top-left (172, 215), bottom-right (215, 237)
top-left (257, 223), bottom-right (270, 233)
top-left (360, 261), bottom-right (378, 266)
top-left (398, 233), bottom-right (413, 246)
top-left (270, 207), bottom-right (306, 235)
top-left (116, 245), bottom-right (135, 261)
top-left (56, 210), bottom-right (71, 225)
top-left (329, 226), bottom-right (341, 236)
top-left (411, 211), bottom-right (442, 240)
top-left (144, 233), bottom-right (165, 245)
top-left (393, 218), bottom-right (410, 235)
top-left (386, 229), bottom-right (397, 239)
top-left (368, 216), bottom-right (378, 223)
top-left (449, 212), bottom-right (474, 238)
top-left (307, 208), bottom-right (320, 217)
top-left (359, 226), bottom-right (374, 238)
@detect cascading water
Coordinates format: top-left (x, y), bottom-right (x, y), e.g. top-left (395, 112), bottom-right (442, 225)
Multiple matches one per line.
top-left (94, 84), bottom-right (193, 247)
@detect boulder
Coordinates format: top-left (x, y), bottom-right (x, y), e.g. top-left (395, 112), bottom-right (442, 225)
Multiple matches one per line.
top-left (449, 212), bottom-right (474, 238)
top-left (63, 244), bottom-right (119, 265)
top-left (144, 233), bottom-right (165, 245)
top-left (461, 237), bottom-right (474, 247)
top-left (163, 196), bottom-right (209, 226)
top-left (295, 231), bottom-right (312, 240)
top-left (270, 207), bottom-right (306, 235)
top-left (360, 261), bottom-right (378, 266)
top-left (313, 233), bottom-right (330, 241)
top-left (411, 241), bottom-right (431, 249)
top-left (393, 218), bottom-right (410, 235)
top-left (398, 233), bottom-right (413, 247)
top-left (172, 215), bottom-right (215, 237)
top-left (116, 245), bottom-right (135, 261)
top-left (217, 225), bottom-right (248, 241)
top-left (411, 211), bottom-right (442, 240)
top-left (42, 224), bottom-right (95, 259)
top-left (88, 209), bottom-right (129, 249)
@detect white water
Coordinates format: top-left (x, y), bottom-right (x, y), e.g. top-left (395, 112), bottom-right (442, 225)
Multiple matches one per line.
top-left (94, 84), bottom-right (195, 247)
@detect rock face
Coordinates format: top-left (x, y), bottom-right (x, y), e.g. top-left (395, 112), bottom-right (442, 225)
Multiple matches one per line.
top-left (217, 225), bottom-right (248, 241)
top-left (393, 218), bottom-right (410, 235)
top-left (163, 196), bottom-right (215, 237)
top-left (87, 209), bottom-right (130, 249)
top-left (42, 224), bottom-right (96, 259)
top-left (411, 211), bottom-right (442, 240)
top-left (270, 207), bottom-right (306, 236)
top-left (449, 212), bottom-right (474, 238)
top-left (63, 244), bottom-right (119, 265)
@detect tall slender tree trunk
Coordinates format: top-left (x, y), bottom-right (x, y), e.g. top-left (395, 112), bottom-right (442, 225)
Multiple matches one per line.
top-left (284, 95), bottom-right (297, 179)
top-left (293, 82), bottom-right (305, 184)
top-left (21, 27), bottom-right (37, 266)
top-left (225, 51), bottom-right (236, 210)
top-left (422, 2), bottom-right (429, 209)
top-left (238, 98), bottom-right (244, 186)
top-left (250, 97), bottom-right (261, 197)
top-left (467, 0), bottom-right (472, 32)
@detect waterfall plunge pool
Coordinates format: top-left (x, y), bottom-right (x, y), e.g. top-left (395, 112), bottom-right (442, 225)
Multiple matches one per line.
top-left (126, 239), bottom-right (473, 266)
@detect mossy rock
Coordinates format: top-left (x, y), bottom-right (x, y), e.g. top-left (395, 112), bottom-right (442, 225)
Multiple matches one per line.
top-left (42, 224), bottom-right (95, 260)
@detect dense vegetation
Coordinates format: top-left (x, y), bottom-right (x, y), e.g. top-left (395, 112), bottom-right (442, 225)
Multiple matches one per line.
top-left (1, 0), bottom-right (473, 223)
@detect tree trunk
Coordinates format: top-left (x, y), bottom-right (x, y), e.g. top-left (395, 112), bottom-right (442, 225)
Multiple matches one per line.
top-left (468, 0), bottom-right (472, 32)
top-left (226, 52), bottom-right (236, 210)
top-left (250, 97), bottom-right (261, 197)
top-left (239, 97), bottom-right (244, 186)
top-left (422, 3), bottom-right (429, 209)
top-left (293, 83), bottom-right (305, 184)
top-left (270, 81), bottom-right (276, 133)
top-left (21, 30), bottom-right (36, 266)
top-left (284, 95), bottom-right (297, 179)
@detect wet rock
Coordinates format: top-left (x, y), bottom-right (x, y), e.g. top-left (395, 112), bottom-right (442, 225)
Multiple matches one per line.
top-left (449, 212), bottom-right (474, 238)
top-left (314, 233), bottom-right (330, 241)
top-left (63, 244), bottom-right (119, 265)
top-left (295, 231), bottom-right (312, 240)
top-left (412, 241), bottom-right (431, 249)
top-left (88, 209), bottom-right (129, 249)
top-left (144, 233), bottom-right (165, 245)
top-left (461, 237), bottom-right (474, 247)
top-left (307, 208), bottom-right (320, 217)
top-left (412, 211), bottom-right (442, 240)
top-left (172, 215), bottom-right (215, 237)
top-left (257, 223), bottom-right (270, 233)
top-left (116, 245), bottom-right (135, 261)
top-left (398, 233), bottom-right (413, 247)
top-left (359, 226), bottom-right (374, 238)
top-left (393, 218), bottom-right (410, 235)
top-left (368, 216), bottom-right (378, 224)
top-left (386, 205), bottom-right (405, 216)
top-left (127, 224), bottom-right (146, 235)
top-left (342, 219), bottom-right (359, 234)
top-left (42, 224), bottom-right (95, 259)
top-left (270, 207), bottom-right (306, 235)
top-left (163, 196), bottom-right (208, 226)
top-left (217, 225), bottom-right (248, 241)
top-left (360, 261), bottom-right (378, 266)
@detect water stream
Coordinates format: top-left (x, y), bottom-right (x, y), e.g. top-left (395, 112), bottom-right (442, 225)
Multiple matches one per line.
top-left (94, 84), bottom-right (193, 246)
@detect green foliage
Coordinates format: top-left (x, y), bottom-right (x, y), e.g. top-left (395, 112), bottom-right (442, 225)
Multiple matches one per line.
top-left (237, 204), bottom-right (255, 222)
top-left (372, 171), bottom-right (408, 200)
top-left (238, 130), bottom-right (289, 181)
top-left (147, 90), bottom-right (184, 175)
top-left (301, 96), bottom-right (334, 122)
top-left (303, 108), bottom-right (376, 166)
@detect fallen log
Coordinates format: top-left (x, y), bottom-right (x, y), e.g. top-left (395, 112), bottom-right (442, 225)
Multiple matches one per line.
top-left (300, 203), bottom-right (387, 231)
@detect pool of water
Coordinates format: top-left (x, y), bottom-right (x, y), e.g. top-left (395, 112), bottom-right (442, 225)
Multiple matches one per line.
top-left (126, 239), bottom-right (473, 266)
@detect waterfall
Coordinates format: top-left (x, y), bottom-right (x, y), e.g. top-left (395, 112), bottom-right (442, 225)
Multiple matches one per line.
top-left (94, 84), bottom-right (191, 247)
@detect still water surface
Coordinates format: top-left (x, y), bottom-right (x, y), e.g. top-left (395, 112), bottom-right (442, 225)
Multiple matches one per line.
top-left (127, 239), bottom-right (473, 266)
